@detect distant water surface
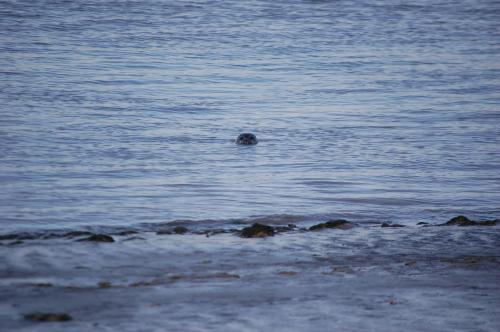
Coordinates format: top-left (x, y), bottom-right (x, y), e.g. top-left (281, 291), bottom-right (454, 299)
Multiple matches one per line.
top-left (1, 0), bottom-right (499, 232)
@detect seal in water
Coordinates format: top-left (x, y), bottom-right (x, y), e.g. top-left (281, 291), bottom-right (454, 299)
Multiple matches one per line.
top-left (236, 133), bottom-right (258, 145)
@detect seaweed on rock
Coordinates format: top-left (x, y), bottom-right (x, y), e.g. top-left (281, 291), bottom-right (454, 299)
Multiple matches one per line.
top-left (240, 223), bottom-right (275, 238)
top-left (309, 220), bottom-right (355, 231)
top-left (441, 216), bottom-right (498, 227)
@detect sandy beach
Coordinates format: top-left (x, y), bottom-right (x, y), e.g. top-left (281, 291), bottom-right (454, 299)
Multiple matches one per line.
top-left (1, 219), bottom-right (499, 331)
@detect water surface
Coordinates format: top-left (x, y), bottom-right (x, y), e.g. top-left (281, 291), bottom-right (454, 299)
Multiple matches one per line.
top-left (1, 0), bottom-right (500, 232)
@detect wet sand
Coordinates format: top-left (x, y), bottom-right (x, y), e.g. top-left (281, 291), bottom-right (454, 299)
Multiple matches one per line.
top-left (1, 221), bottom-right (499, 331)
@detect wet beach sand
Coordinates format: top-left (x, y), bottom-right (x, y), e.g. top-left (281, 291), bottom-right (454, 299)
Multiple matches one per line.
top-left (1, 216), bottom-right (499, 332)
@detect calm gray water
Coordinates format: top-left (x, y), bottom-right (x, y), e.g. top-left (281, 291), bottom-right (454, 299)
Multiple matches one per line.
top-left (1, 0), bottom-right (500, 232)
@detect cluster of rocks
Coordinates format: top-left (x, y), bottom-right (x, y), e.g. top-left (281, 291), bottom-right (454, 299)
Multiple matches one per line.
top-left (235, 215), bottom-right (499, 238)
top-left (238, 220), bottom-right (355, 238)
top-left (1, 216), bottom-right (498, 245)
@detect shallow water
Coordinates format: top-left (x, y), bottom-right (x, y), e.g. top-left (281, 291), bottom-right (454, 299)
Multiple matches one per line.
top-left (1, 225), bottom-right (500, 331)
top-left (1, 0), bottom-right (500, 233)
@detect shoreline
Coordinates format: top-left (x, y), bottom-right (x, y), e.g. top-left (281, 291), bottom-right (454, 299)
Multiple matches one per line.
top-left (0, 215), bottom-right (498, 244)
top-left (1, 216), bottom-right (499, 331)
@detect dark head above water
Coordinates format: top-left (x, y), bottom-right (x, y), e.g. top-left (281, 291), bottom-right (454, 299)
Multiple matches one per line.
top-left (236, 133), bottom-right (258, 145)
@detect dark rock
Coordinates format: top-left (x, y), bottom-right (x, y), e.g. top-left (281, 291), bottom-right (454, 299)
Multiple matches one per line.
top-left (381, 223), bottom-right (405, 228)
top-left (173, 226), bottom-right (188, 234)
top-left (417, 222), bottom-right (429, 225)
top-left (235, 133), bottom-right (258, 145)
top-left (24, 313), bottom-right (72, 322)
top-left (40, 233), bottom-right (61, 240)
top-left (98, 281), bottom-right (112, 288)
top-left (274, 224), bottom-right (297, 233)
top-left (478, 219), bottom-right (498, 226)
top-left (156, 230), bottom-right (172, 235)
top-left (443, 215), bottom-right (476, 226)
top-left (309, 220), bottom-right (354, 231)
top-left (240, 223), bottom-right (275, 238)
top-left (80, 234), bottom-right (115, 242)
top-left (157, 226), bottom-right (189, 235)
top-left (169, 272), bottom-right (240, 282)
top-left (63, 231), bottom-right (93, 238)
top-left (35, 283), bottom-right (53, 288)
top-left (0, 233), bottom-right (37, 241)
top-left (0, 234), bottom-right (18, 241)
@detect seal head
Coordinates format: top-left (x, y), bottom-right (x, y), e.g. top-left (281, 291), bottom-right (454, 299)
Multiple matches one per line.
top-left (236, 133), bottom-right (258, 145)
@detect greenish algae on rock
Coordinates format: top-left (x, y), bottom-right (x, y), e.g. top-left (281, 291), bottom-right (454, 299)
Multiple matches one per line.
top-left (309, 220), bottom-right (355, 231)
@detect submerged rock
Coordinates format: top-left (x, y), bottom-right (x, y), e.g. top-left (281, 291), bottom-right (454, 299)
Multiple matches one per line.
top-left (0, 233), bottom-right (37, 241)
top-left (235, 133), bottom-right (258, 145)
top-left (309, 220), bottom-right (354, 231)
top-left (479, 220), bottom-right (499, 226)
top-left (173, 226), bottom-right (188, 234)
top-left (24, 312), bottom-right (72, 322)
top-left (98, 281), bottom-right (112, 289)
top-left (240, 223), bottom-right (275, 238)
top-left (81, 234), bottom-right (115, 242)
top-left (157, 226), bottom-right (189, 235)
top-left (0, 234), bottom-right (17, 241)
top-left (35, 282), bottom-right (53, 288)
top-left (114, 230), bottom-right (138, 236)
top-left (441, 216), bottom-right (498, 227)
top-left (168, 273), bottom-right (241, 282)
top-left (63, 231), bottom-right (93, 238)
top-left (274, 224), bottom-right (297, 233)
top-left (202, 229), bottom-right (231, 237)
top-left (123, 236), bottom-right (146, 241)
top-left (381, 223), bottom-right (405, 228)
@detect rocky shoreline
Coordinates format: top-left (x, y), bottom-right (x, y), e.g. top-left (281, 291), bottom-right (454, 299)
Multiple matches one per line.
top-left (1, 215), bottom-right (499, 331)
top-left (0, 215), bottom-right (497, 245)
